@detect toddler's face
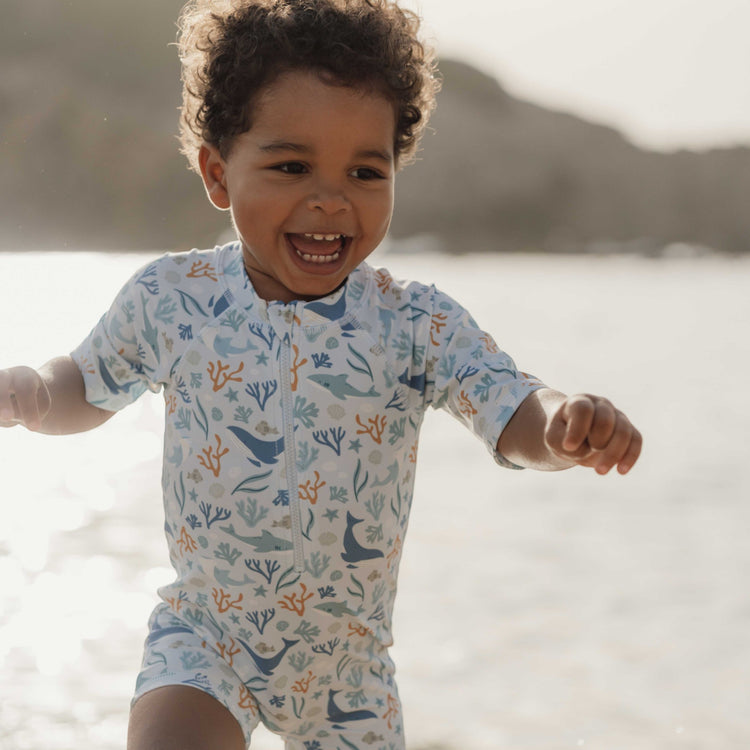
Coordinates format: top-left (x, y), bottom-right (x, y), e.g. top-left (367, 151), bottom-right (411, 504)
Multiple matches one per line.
top-left (199, 70), bottom-right (396, 302)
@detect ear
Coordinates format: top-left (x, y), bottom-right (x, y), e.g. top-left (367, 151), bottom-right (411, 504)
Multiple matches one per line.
top-left (198, 142), bottom-right (231, 210)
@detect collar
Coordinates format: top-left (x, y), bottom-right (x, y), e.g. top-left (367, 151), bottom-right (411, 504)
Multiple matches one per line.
top-left (216, 241), bottom-right (370, 330)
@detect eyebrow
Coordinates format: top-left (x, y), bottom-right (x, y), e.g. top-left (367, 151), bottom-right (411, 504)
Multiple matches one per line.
top-left (258, 140), bottom-right (393, 164)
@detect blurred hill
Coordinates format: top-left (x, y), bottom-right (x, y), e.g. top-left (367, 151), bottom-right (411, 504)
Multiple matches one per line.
top-left (0, 0), bottom-right (221, 251)
top-left (1, 1), bottom-right (749, 253)
top-left (391, 60), bottom-right (750, 254)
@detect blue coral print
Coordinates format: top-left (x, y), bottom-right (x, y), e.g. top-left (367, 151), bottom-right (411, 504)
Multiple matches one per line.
top-left (73, 243), bottom-right (543, 748)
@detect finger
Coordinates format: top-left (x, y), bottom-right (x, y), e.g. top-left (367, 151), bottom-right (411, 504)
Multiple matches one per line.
top-left (545, 402), bottom-right (590, 459)
top-left (14, 387), bottom-right (43, 431)
top-left (0, 369), bottom-right (15, 423)
top-left (587, 398), bottom-right (617, 451)
top-left (617, 428), bottom-right (643, 475)
top-left (561, 395), bottom-right (595, 452)
top-left (593, 414), bottom-right (637, 475)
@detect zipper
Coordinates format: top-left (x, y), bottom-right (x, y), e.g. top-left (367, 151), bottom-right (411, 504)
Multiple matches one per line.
top-left (278, 303), bottom-right (304, 573)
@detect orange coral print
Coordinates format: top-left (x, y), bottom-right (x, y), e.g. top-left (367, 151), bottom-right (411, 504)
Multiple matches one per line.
top-left (382, 692), bottom-right (400, 729)
top-left (290, 344), bottom-right (307, 391)
top-left (480, 333), bottom-right (499, 353)
top-left (291, 670), bottom-right (316, 694)
top-left (212, 587), bottom-right (244, 613)
top-left (175, 527), bottom-right (198, 557)
top-left (374, 269), bottom-right (393, 293)
top-left (299, 471), bottom-right (326, 504)
top-left (238, 684), bottom-right (259, 715)
top-left (430, 312), bottom-right (448, 347)
top-left (207, 359), bottom-right (244, 391)
top-left (79, 356), bottom-right (96, 375)
top-left (278, 583), bottom-right (314, 616)
top-left (458, 390), bottom-right (477, 417)
top-left (355, 413), bottom-right (387, 444)
top-left (216, 638), bottom-right (241, 668)
top-left (386, 534), bottom-right (402, 569)
top-left (198, 433), bottom-right (230, 477)
top-left (347, 621), bottom-right (371, 638)
top-left (186, 260), bottom-right (218, 281)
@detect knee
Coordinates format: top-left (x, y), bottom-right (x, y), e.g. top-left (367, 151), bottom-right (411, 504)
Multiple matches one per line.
top-left (127, 686), bottom-right (246, 750)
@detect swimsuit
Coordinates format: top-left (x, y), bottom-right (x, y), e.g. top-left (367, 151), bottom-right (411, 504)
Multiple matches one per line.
top-left (72, 243), bottom-right (543, 749)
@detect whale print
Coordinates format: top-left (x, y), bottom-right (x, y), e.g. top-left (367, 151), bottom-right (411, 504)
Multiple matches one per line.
top-left (227, 425), bottom-right (285, 467)
top-left (237, 636), bottom-right (300, 676)
top-left (326, 689), bottom-right (378, 725)
top-left (341, 512), bottom-right (385, 566)
top-left (73, 243), bottom-right (545, 744)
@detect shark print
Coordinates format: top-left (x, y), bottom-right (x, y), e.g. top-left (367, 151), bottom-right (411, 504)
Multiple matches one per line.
top-left (73, 243), bottom-right (544, 748)
top-left (307, 373), bottom-right (381, 400)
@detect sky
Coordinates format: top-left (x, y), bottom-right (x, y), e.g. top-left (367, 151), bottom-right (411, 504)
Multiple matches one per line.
top-left (402, 0), bottom-right (750, 151)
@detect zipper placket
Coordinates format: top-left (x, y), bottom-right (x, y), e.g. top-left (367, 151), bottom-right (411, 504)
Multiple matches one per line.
top-left (279, 303), bottom-right (304, 573)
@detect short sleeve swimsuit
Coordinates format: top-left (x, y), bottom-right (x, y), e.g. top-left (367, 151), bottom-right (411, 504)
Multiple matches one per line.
top-left (71, 243), bottom-right (544, 749)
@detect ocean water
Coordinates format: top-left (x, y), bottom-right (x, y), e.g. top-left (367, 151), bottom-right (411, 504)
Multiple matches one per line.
top-left (1, 249), bottom-right (748, 749)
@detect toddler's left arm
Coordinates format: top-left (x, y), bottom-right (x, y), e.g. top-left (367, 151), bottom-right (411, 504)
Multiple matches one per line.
top-left (497, 389), bottom-right (642, 475)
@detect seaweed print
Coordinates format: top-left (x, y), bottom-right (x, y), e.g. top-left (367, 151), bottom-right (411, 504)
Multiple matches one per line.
top-left (71, 243), bottom-right (544, 744)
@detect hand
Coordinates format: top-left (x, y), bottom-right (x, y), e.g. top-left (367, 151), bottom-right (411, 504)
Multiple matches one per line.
top-left (545, 393), bottom-right (642, 475)
top-left (0, 366), bottom-right (52, 431)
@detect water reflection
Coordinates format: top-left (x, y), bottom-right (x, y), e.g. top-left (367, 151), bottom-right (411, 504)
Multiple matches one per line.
top-left (1, 251), bottom-right (749, 749)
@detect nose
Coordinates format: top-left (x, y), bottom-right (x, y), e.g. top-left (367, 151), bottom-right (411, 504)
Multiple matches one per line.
top-left (306, 180), bottom-right (351, 215)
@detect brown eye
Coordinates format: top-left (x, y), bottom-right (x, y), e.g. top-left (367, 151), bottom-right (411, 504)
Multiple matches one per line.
top-left (274, 162), bottom-right (307, 175)
top-left (351, 167), bottom-right (384, 181)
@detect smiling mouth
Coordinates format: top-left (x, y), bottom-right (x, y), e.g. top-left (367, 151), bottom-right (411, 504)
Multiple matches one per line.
top-left (287, 233), bottom-right (349, 264)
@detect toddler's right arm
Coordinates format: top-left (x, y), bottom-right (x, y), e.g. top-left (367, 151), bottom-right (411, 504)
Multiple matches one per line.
top-left (0, 356), bottom-right (114, 435)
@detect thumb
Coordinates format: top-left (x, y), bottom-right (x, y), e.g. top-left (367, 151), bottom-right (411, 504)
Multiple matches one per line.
top-left (545, 396), bottom-right (594, 458)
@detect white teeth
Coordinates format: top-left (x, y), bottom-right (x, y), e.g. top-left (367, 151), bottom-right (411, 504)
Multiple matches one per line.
top-left (298, 251), bottom-right (341, 263)
top-left (304, 233), bottom-right (343, 242)
top-left (293, 233), bottom-right (345, 264)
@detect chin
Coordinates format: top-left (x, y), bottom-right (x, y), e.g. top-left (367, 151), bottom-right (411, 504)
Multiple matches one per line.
top-left (293, 279), bottom-right (345, 301)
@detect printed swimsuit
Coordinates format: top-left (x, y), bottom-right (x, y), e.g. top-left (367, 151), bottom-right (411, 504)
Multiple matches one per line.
top-left (72, 243), bottom-right (543, 749)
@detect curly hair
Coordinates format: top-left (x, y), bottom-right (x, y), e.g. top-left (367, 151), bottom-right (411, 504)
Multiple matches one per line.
top-left (177, 0), bottom-right (440, 173)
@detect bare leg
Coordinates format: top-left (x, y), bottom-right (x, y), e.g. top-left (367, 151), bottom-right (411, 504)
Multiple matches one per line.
top-left (127, 685), bottom-right (247, 750)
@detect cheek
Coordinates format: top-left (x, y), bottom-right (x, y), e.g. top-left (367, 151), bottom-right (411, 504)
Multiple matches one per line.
top-left (369, 190), bottom-right (394, 233)
top-left (231, 193), bottom-right (278, 228)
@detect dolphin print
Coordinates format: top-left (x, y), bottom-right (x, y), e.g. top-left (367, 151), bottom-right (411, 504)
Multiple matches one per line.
top-left (213, 335), bottom-right (256, 357)
top-left (213, 566), bottom-right (253, 588)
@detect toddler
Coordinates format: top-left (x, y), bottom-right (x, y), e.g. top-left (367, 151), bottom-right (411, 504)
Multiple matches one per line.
top-left (0, 1), bottom-right (642, 748)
